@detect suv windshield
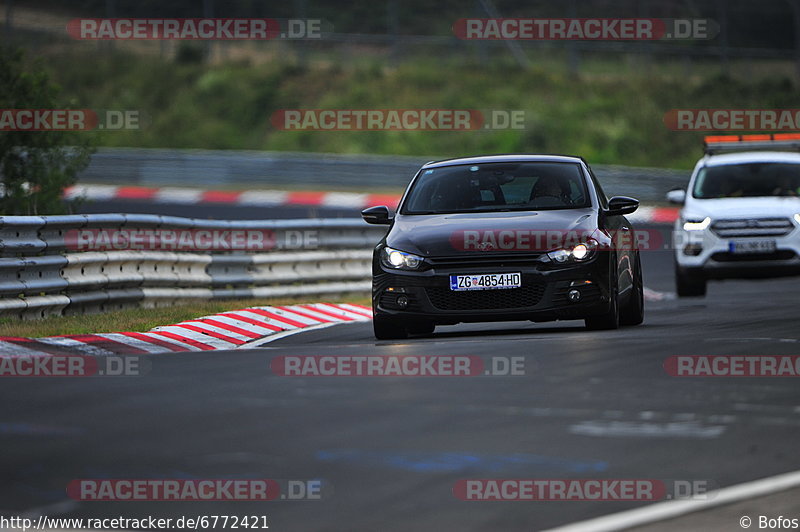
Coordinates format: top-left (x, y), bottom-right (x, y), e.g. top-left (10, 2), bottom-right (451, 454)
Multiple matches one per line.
top-left (693, 162), bottom-right (800, 199)
top-left (401, 161), bottom-right (590, 214)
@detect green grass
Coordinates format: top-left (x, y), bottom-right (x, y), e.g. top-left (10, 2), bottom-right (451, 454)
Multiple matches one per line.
top-left (33, 48), bottom-right (800, 171)
top-left (0, 294), bottom-right (371, 338)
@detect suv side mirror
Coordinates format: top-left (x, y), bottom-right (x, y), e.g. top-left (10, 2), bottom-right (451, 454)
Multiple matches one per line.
top-left (361, 205), bottom-right (393, 225)
top-left (606, 196), bottom-right (639, 216)
top-left (666, 188), bottom-right (687, 205)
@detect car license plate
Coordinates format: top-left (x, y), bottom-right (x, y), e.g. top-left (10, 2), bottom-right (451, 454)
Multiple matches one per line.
top-left (729, 240), bottom-right (776, 254)
top-left (449, 273), bottom-right (521, 291)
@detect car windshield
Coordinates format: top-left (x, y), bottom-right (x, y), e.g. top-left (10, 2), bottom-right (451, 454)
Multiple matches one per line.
top-left (401, 161), bottom-right (591, 214)
top-left (693, 162), bottom-right (800, 199)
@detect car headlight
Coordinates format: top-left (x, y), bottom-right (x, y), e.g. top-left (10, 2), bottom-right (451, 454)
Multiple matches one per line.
top-left (794, 213), bottom-right (800, 225)
top-left (546, 239), bottom-right (598, 263)
top-left (381, 247), bottom-right (423, 270)
top-left (682, 216), bottom-right (711, 231)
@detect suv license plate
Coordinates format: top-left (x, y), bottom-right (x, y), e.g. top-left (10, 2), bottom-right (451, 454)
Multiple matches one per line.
top-left (729, 240), bottom-right (776, 254)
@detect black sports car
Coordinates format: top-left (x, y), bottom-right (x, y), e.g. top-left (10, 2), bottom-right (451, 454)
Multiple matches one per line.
top-left (361, 155), bottom-right (644, 339)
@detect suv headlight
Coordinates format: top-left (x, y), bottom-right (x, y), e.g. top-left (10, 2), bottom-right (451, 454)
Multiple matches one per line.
top-left (546, 239), bottom-right (598, 263)
top-left (682, 216), bottom-right (711, 231)
top-left (381, 247), bottom-right (423, 270)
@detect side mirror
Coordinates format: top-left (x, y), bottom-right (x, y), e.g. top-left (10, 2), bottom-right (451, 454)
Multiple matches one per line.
top-left (361, 205), bottom-right (393, 225)
top-left (606, 196), bottom-right (639, 216)
top-left (666, 188), bottom-right (687, 205)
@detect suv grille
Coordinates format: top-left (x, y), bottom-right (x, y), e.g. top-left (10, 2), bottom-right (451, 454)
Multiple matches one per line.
top-left (711, 218), bottom-right (794, 238)
top-left (711, 250), bottom-right (796, 262)
top-left (426, 284), bottom-right (545, 311)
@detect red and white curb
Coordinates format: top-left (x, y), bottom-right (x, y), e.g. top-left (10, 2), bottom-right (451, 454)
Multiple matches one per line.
top-left (65, 184), bottom-right (680, 224)
top-left (0, 289), bottom-right (676, 358)
top-left (0, 303), bottom-right (372, 357)
top-left (64, 185), bottom-right (402, 210)
top-left (0, 289), bottom-right (678, 358)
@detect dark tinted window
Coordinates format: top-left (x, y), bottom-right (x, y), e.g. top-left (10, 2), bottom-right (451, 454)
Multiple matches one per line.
top-left (402, 162), bottom-right (590, 214)
top-left (693, 163), bottom-right (800, 199)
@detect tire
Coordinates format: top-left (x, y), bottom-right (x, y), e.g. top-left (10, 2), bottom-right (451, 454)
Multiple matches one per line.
top-left (585, 274), bottom-right (620, 331)
top-left (373, 316), bottom-right (408, 340)
top-left (620, 252), bottom-right (645, 326)
top-left (675, 264), bottom-right (706, 297)
top-left (407, 321), bottom-right (435, 336)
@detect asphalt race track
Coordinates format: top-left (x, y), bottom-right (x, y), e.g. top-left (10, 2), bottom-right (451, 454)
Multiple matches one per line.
top-left (3, 201), bottom-right (799, 531)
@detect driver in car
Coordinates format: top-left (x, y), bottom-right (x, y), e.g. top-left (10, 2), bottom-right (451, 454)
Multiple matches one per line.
top-left (531, 175), bottom-right (567, 206)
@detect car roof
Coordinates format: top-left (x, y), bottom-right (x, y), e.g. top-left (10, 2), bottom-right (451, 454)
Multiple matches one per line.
top-left (422, 154), bottom-right (584, 169)
top-left (701, 151), bottom-right (800, 167)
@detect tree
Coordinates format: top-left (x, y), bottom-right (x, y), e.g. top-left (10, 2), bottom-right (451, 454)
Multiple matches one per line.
top-left (0, 47), bottom-right (93, 214)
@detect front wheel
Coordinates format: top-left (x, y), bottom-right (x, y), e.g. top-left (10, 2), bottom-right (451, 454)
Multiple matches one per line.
top-left (620, 253), bottom-right (645, 326)
top-left (373, 316), bottom-right (408, 340)
top-left (585, 280), bottom-right (620, 331)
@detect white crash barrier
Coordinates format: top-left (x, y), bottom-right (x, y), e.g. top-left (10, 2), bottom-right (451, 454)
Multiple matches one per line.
top-left (0, 215), bottom-right (384, 319)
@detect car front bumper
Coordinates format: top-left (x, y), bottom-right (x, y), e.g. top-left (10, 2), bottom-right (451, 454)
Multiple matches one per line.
top-left (372, 257), bottom-right (612, 325)
top-left (674, 222), bottom-right (800, 279)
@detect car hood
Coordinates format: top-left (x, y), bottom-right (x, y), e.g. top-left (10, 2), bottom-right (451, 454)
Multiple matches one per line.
top-left (386, 209), bottom-right (597, 256)
top-left (684, 197), bottom-right (800, 220)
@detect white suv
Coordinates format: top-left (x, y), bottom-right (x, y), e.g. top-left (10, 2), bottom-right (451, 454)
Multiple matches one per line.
top-left (668, 136), bottom-right (800, 297)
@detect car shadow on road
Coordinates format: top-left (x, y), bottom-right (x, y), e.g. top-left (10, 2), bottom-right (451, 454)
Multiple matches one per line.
top-left (406, 322), bottom-right (591, 340)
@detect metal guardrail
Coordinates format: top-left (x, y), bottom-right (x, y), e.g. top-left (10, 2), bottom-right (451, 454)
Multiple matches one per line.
top-left (0, 215), bottom-right (384, 320)
top-left (78, 149), bottom-right (690, 203)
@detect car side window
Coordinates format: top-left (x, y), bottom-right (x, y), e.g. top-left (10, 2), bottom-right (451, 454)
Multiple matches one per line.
top-left (586, 166), bottom-right (608, 208)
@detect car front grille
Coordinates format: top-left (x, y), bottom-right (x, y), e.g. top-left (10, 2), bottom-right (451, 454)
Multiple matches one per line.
top-left (427, 253), bottom-right (543, 271)
top-left (711, 218), bottom-right (794, 238)
top-left (710, 250), bottom-right (796, 262)
top-left (426, 284), bottom-right (545, 311)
